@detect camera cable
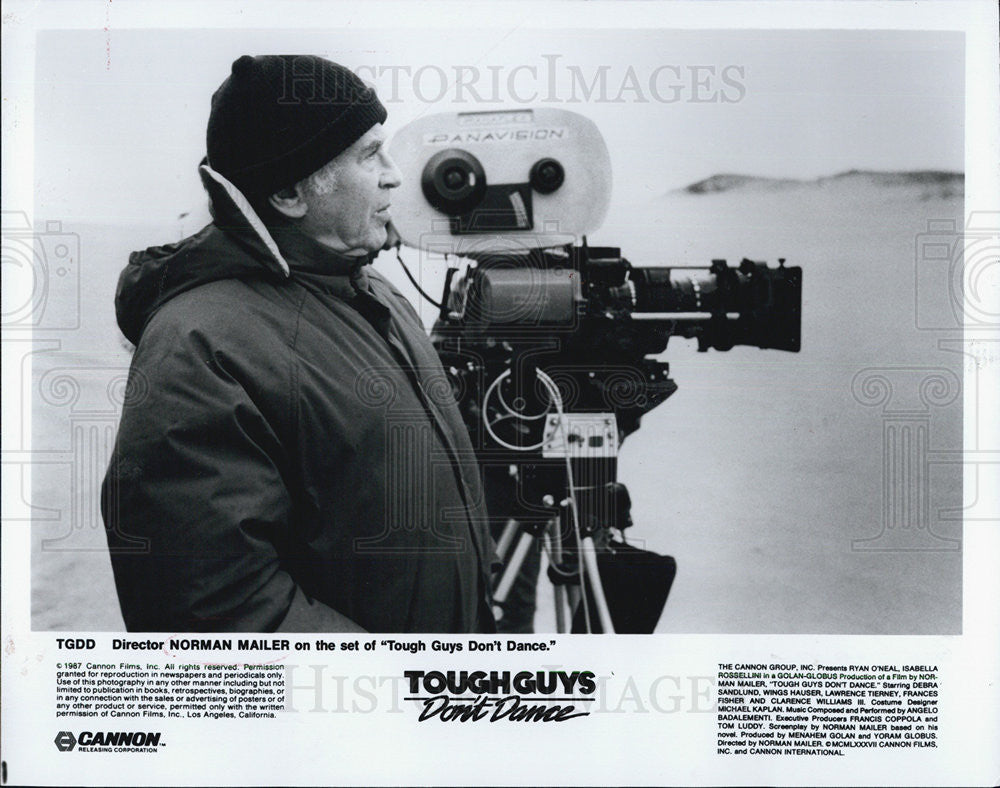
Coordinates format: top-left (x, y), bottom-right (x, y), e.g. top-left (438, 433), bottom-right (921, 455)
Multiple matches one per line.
top-left (394, 245), bottom-right (445, 311)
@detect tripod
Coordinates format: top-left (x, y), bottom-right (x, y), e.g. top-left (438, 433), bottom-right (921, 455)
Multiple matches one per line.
top-left (491, 469), bottom-right (675, 634)
top-left (494, 513), bottom-right (616, 634)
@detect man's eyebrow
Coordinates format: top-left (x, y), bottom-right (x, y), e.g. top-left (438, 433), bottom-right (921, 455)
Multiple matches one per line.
top-left (360, 138), bottom-right (384, 156)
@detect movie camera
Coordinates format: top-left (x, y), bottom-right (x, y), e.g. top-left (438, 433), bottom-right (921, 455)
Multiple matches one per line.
top-left (388, 109), bottom-right (802, 633)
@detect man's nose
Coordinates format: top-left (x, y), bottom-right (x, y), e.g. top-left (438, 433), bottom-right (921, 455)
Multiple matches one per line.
top-left (380, 151), bottom-right (403, 189)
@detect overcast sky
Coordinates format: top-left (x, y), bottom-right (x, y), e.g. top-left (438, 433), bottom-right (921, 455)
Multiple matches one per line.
top-left (33, 28), bottom-right (964, 225)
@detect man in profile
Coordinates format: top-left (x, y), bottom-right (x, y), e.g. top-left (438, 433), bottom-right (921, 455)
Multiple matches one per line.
top-left (102, 55), bottom-right (496, 633)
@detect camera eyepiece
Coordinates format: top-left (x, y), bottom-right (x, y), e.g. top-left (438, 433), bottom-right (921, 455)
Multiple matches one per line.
top-left (422, 149), bottom-right (487, 215)
top-left (530, 157), bottom-right (565, 194)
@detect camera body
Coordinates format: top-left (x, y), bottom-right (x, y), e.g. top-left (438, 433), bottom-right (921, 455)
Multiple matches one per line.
top-left (430, 244), bottom-right (801, 454)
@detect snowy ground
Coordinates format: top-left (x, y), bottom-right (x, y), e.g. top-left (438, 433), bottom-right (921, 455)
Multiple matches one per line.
top-left (28, 172), bottom-right (963, 634)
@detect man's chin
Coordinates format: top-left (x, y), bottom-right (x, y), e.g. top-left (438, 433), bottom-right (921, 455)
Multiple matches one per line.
top-left (367, 228), bottom-right (390, 254)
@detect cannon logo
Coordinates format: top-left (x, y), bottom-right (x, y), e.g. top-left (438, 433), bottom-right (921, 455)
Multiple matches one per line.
top-left (54, 731), bottom-right (77, 751)
top-left (54, 730), bottom-right (163, 753)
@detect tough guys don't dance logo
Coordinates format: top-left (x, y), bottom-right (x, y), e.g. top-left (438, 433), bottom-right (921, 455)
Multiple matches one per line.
top-left (404, 670), bottom-right (597, 723)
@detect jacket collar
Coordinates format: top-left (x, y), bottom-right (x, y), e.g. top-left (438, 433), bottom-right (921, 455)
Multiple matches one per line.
top-left (269, 223), bottom-right (373, 298)
top-left (198, 162), bottom-right (290, 277)
top-left (199, 161), bottom-right (375, 298)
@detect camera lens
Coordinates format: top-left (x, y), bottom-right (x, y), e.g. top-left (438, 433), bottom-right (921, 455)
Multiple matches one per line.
top-left (530, 157), bottom-right (565, 194)
top-left (422, 149), bottom-right (487, 215)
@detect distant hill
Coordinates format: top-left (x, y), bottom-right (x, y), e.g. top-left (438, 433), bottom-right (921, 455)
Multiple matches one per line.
top-left (683, 173), bottom-right (802, 193)
top-left (681, 169), bottom-right (963, 198)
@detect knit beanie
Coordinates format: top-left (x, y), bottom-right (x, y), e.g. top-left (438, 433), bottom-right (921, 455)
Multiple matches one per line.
top-left (206, 55), bottom-right (387, 200)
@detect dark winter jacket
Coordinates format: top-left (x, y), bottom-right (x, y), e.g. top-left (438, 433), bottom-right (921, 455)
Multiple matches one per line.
top-left (101, 167), bottom-right (497, 633)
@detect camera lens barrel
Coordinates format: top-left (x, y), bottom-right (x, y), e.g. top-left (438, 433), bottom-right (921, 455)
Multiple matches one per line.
top-left (630, 268), bottom-right (717, 313)
top-left (627, 261), bottom-right (801, 352)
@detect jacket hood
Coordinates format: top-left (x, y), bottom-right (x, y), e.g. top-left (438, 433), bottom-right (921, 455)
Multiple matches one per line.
top-left (116, 164), bottom-right (291, 345)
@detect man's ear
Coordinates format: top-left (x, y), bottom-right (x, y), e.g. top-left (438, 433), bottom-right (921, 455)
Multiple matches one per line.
top-left (268, 186), bottom-right (309, 219)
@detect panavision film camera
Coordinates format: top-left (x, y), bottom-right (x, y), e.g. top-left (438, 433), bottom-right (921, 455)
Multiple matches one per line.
top-left (388, 108), bottom-right (802, 633)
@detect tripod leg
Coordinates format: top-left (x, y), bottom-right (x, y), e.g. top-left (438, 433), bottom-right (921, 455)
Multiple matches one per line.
top-left (581, 535), bottom-right (616, 634)
top-left (494, 531), bottom-right (534, 604)
top-left (543, 518), bottom-right (567, 633)
top-left (495, 518), bottom-right (520, 562)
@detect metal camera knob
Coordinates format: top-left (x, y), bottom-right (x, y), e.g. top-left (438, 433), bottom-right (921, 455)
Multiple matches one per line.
top-left (529, 157), bottom-right (565, 194)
